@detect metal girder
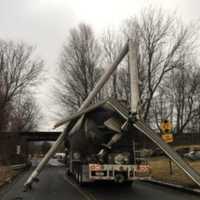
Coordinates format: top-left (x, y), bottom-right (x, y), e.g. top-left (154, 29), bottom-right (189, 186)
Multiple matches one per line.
top-left (128, 39), bottom-right (140, 114)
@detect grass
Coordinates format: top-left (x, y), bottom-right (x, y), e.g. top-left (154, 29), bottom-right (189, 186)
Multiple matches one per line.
top-left (149, 157), bottom-right (200, 188)
top-left (0, 166), bottom-right (16, 187)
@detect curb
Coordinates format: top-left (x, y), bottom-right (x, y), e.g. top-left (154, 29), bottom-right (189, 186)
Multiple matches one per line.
top-left (0, 168), bottom-right (32, 200)
top-left (143, 179), bottom-right (200, 195)
top-left (0, 164), bottom-right (30, 191)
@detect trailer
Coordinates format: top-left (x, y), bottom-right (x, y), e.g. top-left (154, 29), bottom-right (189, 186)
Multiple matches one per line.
top-left (64, 99), bottom-right (151, 185)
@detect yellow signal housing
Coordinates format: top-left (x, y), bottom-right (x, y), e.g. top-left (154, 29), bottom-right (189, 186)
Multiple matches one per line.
top-left (160, 120), bottom-right (173, 143)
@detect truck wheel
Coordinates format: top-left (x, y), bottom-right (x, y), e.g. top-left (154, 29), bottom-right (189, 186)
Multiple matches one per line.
top-left (66, 169), bottom-right (71, 177)
top-left (79, 170), bottom-right (86, 186)
top-left (75, 172), bottom-right (78, 182)
top-left (78, 173), bottom-right (82, 185)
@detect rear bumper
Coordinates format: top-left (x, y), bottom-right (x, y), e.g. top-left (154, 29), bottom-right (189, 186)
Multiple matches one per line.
top-left (88, 164), bottom-right (151, 181)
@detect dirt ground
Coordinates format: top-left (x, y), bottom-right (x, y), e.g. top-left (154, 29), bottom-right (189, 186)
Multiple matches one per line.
top-left (149, 157), bottom-right (200, 188)
top-left (0, 166), bottom-right (16, 187)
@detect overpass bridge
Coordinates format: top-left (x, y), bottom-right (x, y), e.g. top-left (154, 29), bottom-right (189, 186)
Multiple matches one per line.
top-left (20, 132), bottom-right (61, 141)
top-left (0, 131), bottom-right (61, 142)
top-left (0, 132), bottom-right (62, 164)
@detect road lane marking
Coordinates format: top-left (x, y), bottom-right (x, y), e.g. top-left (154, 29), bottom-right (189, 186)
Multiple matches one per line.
top-left (64, 175), bottom-right (96, 200)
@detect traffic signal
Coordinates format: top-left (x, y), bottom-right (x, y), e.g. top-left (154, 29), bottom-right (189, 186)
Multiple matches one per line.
top-left (160, 120), bottom-right (173, 143)
top-left (160, 120), bottom-right (172, 134)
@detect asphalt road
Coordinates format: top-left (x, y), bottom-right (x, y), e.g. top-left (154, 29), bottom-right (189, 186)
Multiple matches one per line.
top-left (0, 166), bottom-right (199, 200)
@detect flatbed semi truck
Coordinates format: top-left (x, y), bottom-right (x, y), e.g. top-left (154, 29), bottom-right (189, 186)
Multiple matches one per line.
top-left (64, 99), bottom-right (151, 185)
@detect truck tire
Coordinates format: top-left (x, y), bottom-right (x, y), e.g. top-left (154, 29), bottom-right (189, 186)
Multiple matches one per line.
top-left (78, 172), bottom-right (82, 185)
top-left (66, 169), bottom-right (71, 177)
top-left (79, 169), bottom-right (86, 186)
top-left (75, 172), bottom-right (78, 182)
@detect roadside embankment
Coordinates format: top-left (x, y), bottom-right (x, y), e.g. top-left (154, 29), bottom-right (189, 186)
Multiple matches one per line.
top-left (0, 166), bottom-right (16, 187)
top-left (149, 157), bottom-right (200, 189)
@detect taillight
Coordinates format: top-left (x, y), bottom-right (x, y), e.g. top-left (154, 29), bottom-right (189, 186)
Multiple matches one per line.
top-left (89, 164), bottom-right (103, 171)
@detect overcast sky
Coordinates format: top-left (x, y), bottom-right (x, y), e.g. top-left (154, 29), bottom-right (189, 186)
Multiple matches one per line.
top-left (0, 0), bottom-right (199, 130)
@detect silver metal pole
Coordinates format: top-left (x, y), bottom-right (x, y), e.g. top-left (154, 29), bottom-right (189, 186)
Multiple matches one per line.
top-left (24, 131), bottom-right (66, 188)
top-left (24, 41), bottom-right (129, 189)
top-left (128, 39), bottom-right (140, 114)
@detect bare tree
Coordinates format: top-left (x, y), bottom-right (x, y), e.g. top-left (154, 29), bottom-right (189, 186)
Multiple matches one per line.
top-left (122, 7), bottom-right (198, 122)
top-left (56, 23), bottom-right (102, 112)
top-left (101, 29), bottom-right (124, 98)
top-left (151, 86), bottom-right (174, 131)
top-left (9, 96), bottom-right (41, 131)
top-left (0, 40), bottom-right (43, 131)
top-left (152, 65), bottom-right (200, 134)
top-left (172, 68), bottom-right (200, 134)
